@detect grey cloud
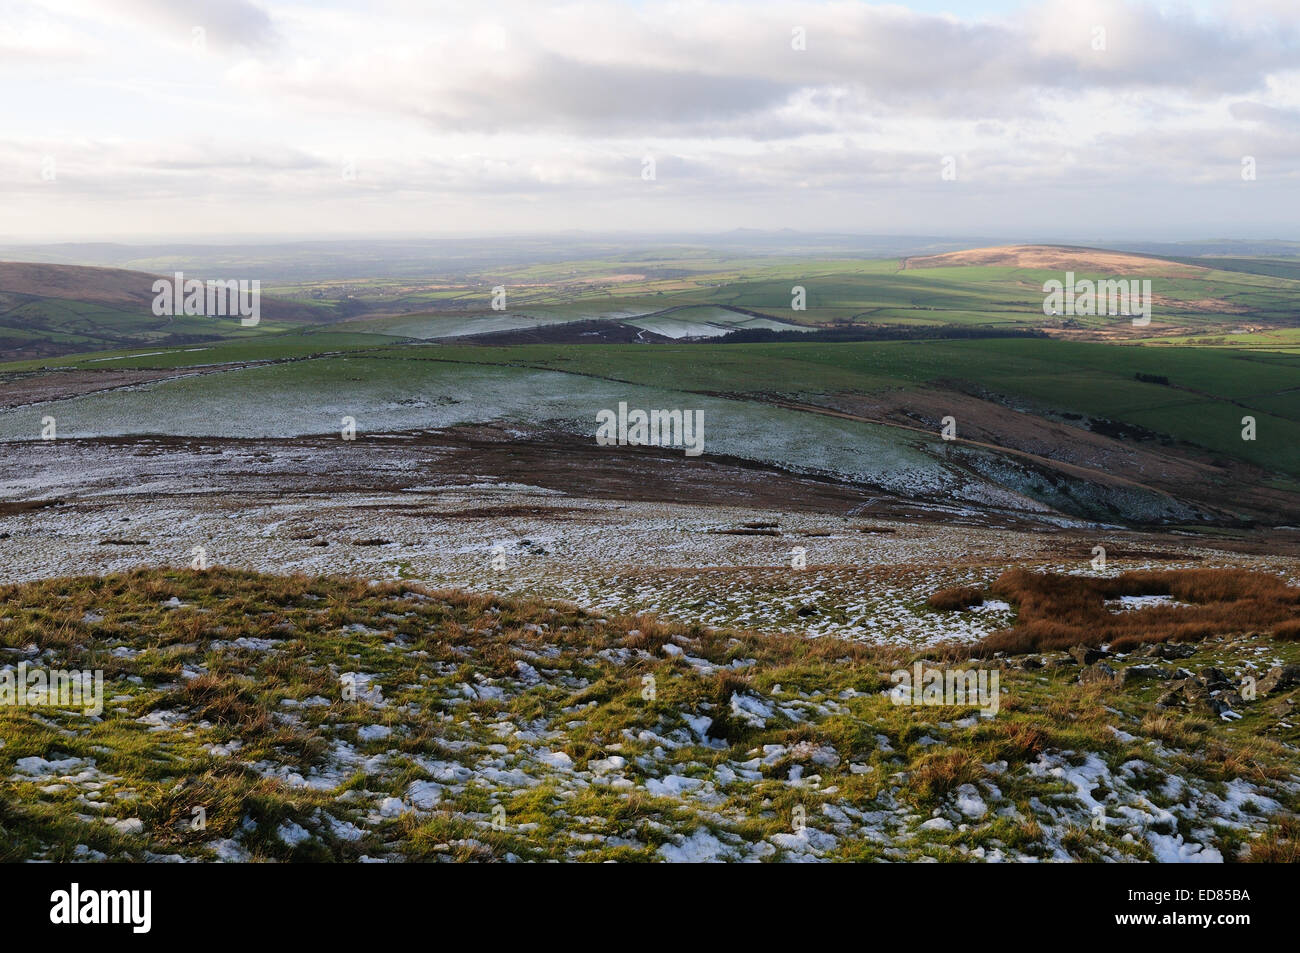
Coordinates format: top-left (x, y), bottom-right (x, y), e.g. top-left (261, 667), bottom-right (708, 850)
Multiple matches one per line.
top-left (1230, 100), bottom-right (1300, 127)
top-left (113, 0), bottom-right (278, 51)
top-left (413, 54), bottom-right (793, 132)
top-left (254, 5), bottom-right (1299, 138)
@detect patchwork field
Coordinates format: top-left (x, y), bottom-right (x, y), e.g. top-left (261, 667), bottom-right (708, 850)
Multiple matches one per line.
top-left (8, 241), bottom-right (1300, 362)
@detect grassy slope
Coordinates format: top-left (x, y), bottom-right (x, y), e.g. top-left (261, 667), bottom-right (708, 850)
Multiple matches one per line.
top-left (4, 335), bottom-right (1297, 477)
top-left (404, 339), bottom-right (1300, 476)
top-left (2, 568), bottom-right (1296, 862)
top-left (0, 329), bottom-right (400, 372)
top-left (3, 251), bottom-right (1296, 478)
top-left (5, 251), bottom-right (1296, 358)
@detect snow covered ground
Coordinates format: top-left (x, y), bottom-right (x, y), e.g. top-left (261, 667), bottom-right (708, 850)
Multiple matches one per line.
top-left (3, 473), bottom-right (1292, 645)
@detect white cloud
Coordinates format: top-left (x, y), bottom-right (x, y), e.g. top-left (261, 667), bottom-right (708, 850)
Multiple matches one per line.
top-left (1, 0), bottom-right (1297, 238)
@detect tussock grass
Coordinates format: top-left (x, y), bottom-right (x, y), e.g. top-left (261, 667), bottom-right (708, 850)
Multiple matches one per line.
top-left (926, 587), bottom-right (985, 611)
top-left (1272, 619), bottom-right (1300, 642)
top-left (905, 750), bottom-right (984, 806)
top-left (1248, 817), bottom-right (1300, 862)
top-left (963, 568), bottom-right (1300, 655)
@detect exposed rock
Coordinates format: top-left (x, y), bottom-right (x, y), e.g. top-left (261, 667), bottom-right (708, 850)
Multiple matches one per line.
top-left (1080, 662), bottom-right (1118, 684)
top-left (1121, 664), bottom-right (1171, 684)
top-left (1069, 644), bottom-right (1109, 666)
top-left (1199, 667), bottom-right (1232, 690)
top-left (1258, 665), bottom-right (1300, 696)
top-left (1156, 686), bottom-right (1184, 708)
top-left (1200, 695), bottom-right (1235, 717)
top-left (1143, 642), bottom-right (1196, 661)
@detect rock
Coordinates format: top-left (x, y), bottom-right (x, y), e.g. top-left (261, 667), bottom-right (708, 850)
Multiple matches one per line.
top-left (1047, 655), bottom-right (1077, 669)
top-left (1144, 642), bottom-right (1196, 660)
top-left (1121, 664), bottom-right (1171, 684)
top-left (1258, 665), bottom-right (1300, 696)
top-left (796, 605), bottom-right (818, 617)
top-left (1200, 695), bottom-right (1235, 717)
top-left (1080, 662), bottom-right (1119, 684)
top-left (1020, 656), bottom-right (1043, 670)
top-left (1160, 677), bottom-right (1207, 705)
top-left (1156, 687), bottom-right (1184, 708)
top-left (1069, 644), bottom-right (1109, 666)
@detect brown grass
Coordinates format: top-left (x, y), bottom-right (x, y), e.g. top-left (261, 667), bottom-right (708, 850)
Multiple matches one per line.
top-left (926, 586), bottom-right (985, 611)
top-left (965, 568), bottom-right (1300, 656)
top-left (1246, 817), bottom-right (1300, 862)
top-left (173, 673), bottom-right (270, 733)
top-left (905, 750), bottom-right (984, 805)
top-left (988, 720), bottom-right (1049, 763)
top-left (1271, 619), bottom-right (1300, 642)
top-left (901, 244), bottom-right (1207, 276)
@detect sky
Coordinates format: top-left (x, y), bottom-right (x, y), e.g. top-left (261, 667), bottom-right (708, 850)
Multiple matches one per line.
top-left (2, 0), bottom-right (1299, 242)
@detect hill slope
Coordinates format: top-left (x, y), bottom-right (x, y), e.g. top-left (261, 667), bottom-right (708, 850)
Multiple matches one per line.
top-left (901, 244), bottom-right (1207, 276)
top-left (0, 261), bottom-right (325, 360)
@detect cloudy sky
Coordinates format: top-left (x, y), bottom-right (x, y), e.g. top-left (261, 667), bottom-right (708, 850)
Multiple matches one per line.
top-left (3, 0), bottom-right (1299, 241)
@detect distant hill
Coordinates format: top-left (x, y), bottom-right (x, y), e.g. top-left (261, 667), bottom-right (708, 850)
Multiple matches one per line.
top-left (0, 261), bottom-right (323, 362)
top-left (901, 244), bottom-right (1207, 276)
top-left (0, 261), bottom-right (167, 310)
top-left (0, 261), bottom-right (320, 320)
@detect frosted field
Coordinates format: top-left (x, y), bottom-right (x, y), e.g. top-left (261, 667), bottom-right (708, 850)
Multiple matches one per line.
top-left (3, 478), bottom-right (1292, 645)
top-left (375, 312), bottom-right (573, 339)
top-left (0, 357), bottom-right (1045, 510)
top-left (360, 306), bottom-right (814, 340)
top-left (624, 306), bottom-right (814, 338)
top-left (365, 309), bottom-right (644, 339)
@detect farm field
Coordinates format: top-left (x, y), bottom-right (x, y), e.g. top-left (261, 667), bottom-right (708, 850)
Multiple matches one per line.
top-left (10, 242), bottom-right (1297, 365)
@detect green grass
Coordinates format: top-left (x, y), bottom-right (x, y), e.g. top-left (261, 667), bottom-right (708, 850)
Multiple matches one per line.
top-left (1, 567), bottom-right (1295, 862)
top-left (0, 329), bottom-right (398, 372)
top-left (389, 338), bottom-right (1300, 474)
top-left (5, 251), bottom-right (1299, 480)
top-left (267, 255), bottom-right (1300, 332)
top-left (5, 334), bottom-right (1298, 476)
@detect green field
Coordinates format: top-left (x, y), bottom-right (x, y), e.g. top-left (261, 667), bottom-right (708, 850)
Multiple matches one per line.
top-left (5, 247), bottom-right (1299, 495)
top-left (7, 246), bottom-right (1300, 361)
top-left (5, 334), bottom-right (1298, 481)
top-left (278, 253), bottom-right (1300, 332)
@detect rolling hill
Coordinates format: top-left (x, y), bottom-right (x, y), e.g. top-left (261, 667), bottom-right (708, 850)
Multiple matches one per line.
top-left (0, 261), bottom-right (327, 361)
